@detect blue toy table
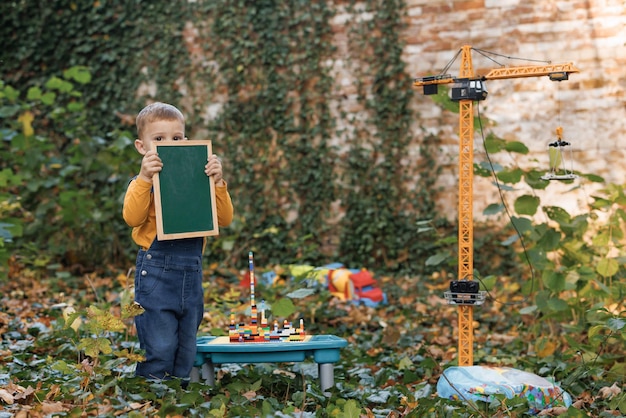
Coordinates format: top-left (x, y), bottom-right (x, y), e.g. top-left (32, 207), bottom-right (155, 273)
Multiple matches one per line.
top-left (191, 335), bottom-right (347, 392)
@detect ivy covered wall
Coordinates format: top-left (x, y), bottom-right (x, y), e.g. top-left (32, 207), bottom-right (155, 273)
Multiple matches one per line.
top-left (0, 0), bottom-right (470, 276)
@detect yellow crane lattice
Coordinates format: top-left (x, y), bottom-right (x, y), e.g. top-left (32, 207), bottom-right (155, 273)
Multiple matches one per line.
top-left (413, 45), bottom-right (579, 366)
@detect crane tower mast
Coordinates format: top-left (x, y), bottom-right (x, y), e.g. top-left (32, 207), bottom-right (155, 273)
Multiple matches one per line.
top-left (414, 45), bottom-right (579, 366)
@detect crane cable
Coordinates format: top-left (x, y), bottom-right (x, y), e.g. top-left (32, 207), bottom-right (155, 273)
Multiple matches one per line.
top-left (472, 47), bottom-right (552, 67)
top-left (439, 47), bottom-right (552, 76)
top-left (475, 103), bottom-right (536, 306)
top-left (473, 80), bottom-right (578, 304)
top-left (439, 48), bottom-right (463, 76)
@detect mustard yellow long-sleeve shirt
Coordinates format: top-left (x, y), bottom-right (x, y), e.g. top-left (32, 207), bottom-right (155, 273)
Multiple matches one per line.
top-left (123, 176), bottom-right (234, 249)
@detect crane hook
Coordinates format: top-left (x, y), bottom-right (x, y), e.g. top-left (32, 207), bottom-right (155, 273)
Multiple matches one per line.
top-left (540, 126), bottom-right (578, 181)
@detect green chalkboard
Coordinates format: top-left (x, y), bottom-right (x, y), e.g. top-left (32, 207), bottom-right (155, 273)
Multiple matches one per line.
top-left (153, 140), bottom-right (218, 240)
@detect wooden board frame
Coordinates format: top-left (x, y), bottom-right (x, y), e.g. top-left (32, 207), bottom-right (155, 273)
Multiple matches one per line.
top-left (152, 140), bottom-right (219, 240)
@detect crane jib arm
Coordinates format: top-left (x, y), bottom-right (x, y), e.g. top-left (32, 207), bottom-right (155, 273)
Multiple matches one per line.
top-left (413, 62), bottom-right (580, 89)
top-left (484, 62), bottom-right (580, 80)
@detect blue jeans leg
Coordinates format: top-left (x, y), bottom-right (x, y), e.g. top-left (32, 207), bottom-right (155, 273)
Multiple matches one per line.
top-left (134, 250), bottom-right (204, 379)
top-left (173, 268), bottom-right (204, 377)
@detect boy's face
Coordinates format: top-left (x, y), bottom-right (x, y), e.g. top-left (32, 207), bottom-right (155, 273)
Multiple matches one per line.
top-left (134, 119), bottom-right (186, 155)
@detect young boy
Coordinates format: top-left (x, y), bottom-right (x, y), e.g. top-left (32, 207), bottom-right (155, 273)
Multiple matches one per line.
top-left (122, 102), bottom-right (233, 380)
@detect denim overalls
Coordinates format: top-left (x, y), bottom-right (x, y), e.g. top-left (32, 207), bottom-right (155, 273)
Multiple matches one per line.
top-left (134, 237), bottom-right (204, 380)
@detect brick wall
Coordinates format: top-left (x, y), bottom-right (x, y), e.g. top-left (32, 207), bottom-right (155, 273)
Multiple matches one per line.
top-left (189, 0), bottom-right (626, 221)
top-left (373, 0), bottom-right (624, 219)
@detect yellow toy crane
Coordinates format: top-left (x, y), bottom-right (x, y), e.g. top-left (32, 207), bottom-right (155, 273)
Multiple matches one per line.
top-left (414, 45), bottom-right (579, 366)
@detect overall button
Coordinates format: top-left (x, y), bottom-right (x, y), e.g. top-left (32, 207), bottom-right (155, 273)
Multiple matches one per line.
top-left (146, 254), bottom-right (152, 260)
top-left (141, 270), bottom-right (147, 276)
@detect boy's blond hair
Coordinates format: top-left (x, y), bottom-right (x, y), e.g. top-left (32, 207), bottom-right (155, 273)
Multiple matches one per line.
top-left (136, 102), bottom-right (185, 139)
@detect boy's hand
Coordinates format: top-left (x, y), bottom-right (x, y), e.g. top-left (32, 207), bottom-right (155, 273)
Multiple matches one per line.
top-left (138, 150), bottom-right (163, 183)
top-left (205, 154), bottom-right (225, 186)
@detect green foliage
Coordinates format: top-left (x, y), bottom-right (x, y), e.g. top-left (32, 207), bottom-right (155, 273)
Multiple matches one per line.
top-left (2, 262), bottom-right (625, 416)
top-left (0, 0), bottom-right (192, 275)
top-left (1, 0), bottom-right (455, 277)
top-left (0, 70), bottom-right (138, 275)
top-left (197, 0), bottom-right (340, 267)
top-left (339, 0), bottom-right (445, 274)
top-left (0, 0), bottom-right (191, 134)
top-left (475, 136), bottom-right (625, 399)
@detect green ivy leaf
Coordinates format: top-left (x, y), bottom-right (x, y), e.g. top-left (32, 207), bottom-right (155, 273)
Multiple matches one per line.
top-left (590, 197), bottom-right (612, 210)
top-left (493, 181), bottom-right (515, 191)
top-left (3, 85), bottom-right (19, 101)
top-left (250, 378), bottom-right (263, 391)
top-left (564, 270), bottom-right (581, 290)
top-left (497, 167), bottom-right (523, 184)
top-left (525, 170), bottom-right (550, 190)
top-left (546, 297), bottom-right (569, 312)
top-left (535, 290), bottom-right (550, 313)
top-left (536, 228), bottom-right (561, 251)
top-left (587, 324), bottom-right (605, 341)
top-left (542, 270), bottom-right (565, 292)
top-left (607, 317), bottom-right (625, 332)
top-left (475, 162), bottom-right (495, 177)
top-left (484, 133), bottom-right (505, 153)
top-left (480, 275), bottom-right (496, 291)
top-left (591, 231), bottom-right (610, 247)
top-left (87, 305), bottom-right (126, 332)
top-left (45, 76), bottom-right (74, 93)
top-left (425, 252), bottom-right (448, 266)
top-left (397, 356), bottom-right (413, 370)
top-left (519, 305), bottom-right (537, 315)
top-left (596, 258), bottom-right (618, 277)
top-left (514, 195), bottom-right (539, 216)
top-left (41, 92), bottom-right (56, 105)
top-left (510, 216), bottom-right (533, 234)
top-left (63, 66), bottom-right (92, 84)
top-left (483, 203), bottom-right (504, 216)
top-left (0, 105), bottom-right (20, 118)
top-left (208, 404), bottom-right (227, 418)
top-left (582, 173), bottom-right (604, 183)
top-left (26, 86), bottom-right (42, 100)
top-left (50, 360), bottom-right (75, 374)
top-left (544, 206), bottom-right (572, 225)
top-left (67, 101), bottom-right (84, 112)
top-left (271, 298), bottom-right (296, 318)
top-left (342, 399), bottom-right (362, 418)
top-left (504, 141), bottom-right (529, 154)
top-left (78, 336), bottom-right (113, 358)
top-left (501, 234), bottom-right (518, 246)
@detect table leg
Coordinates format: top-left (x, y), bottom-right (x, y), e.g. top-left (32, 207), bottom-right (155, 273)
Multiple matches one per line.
top-left (318, 363), bottom-right (334, 394)
top-left (202, 362), bottom-right (216, 386)
top-left (190, 367), bottom-right (200, 383)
